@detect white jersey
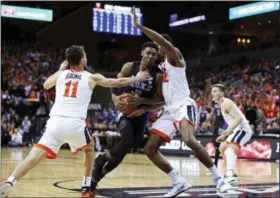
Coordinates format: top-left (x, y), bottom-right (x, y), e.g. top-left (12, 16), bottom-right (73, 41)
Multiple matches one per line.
top-left (221, 101), bottom-right (250, 131)
top-left (49, 70), bottom-right (93, 120)
top-left (159, 59), bottom-right (191, 111)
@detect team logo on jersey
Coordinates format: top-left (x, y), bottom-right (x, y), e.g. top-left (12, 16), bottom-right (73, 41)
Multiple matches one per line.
top-left (131, 82), bottom-right (153, 92)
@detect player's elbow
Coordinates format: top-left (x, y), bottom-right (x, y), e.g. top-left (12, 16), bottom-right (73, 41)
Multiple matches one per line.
top-left (43, 82), bottom-right (51, 90)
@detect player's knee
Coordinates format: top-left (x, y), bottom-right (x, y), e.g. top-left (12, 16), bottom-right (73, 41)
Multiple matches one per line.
top-left (180, 119), bottom-right (196, 146)
top-left (227, 143), bottom-right (239, 152)
top-left (143, 143), bottom-right (158, 158)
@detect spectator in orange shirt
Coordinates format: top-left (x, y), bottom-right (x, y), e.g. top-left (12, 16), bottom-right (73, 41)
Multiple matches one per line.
top-left (263, 99), bottom-right (278, 124)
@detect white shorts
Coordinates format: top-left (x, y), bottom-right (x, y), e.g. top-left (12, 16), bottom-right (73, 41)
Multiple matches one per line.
top-left (34, 116), bottom-right (92, 159)
top-left (151, 103), bottom-right (198, 142)
top-left (226, 125), bottom-right (253, 148)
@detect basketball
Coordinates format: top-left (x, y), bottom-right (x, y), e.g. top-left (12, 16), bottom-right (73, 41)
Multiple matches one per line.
top-left (118, 93), bottom-right (137, 115)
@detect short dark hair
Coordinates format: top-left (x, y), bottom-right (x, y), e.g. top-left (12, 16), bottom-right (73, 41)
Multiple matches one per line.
top-left (141, 42), bottom-right (158, 51)
top-left (65, 45), bottom-right (85, 66)
top-left (161, 34), bottom-right (172, 43)
top-left (212, 84), bottom-right (226, 92)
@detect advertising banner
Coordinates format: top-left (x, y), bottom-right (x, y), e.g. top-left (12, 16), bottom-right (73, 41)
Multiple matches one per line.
top-left (1, 4), bottom-right (53, 22)
top-left (160, 135), bottom-right (280, 161)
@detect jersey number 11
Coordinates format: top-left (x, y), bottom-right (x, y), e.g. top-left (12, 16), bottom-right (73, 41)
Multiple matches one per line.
top-left (63, 81), bottom-right (78, 98)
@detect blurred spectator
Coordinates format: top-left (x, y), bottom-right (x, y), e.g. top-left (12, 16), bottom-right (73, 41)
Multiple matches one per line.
top-left (1, 42), bottom-right (279, 153)
top-left (8, 127), bottom-right (23, 147)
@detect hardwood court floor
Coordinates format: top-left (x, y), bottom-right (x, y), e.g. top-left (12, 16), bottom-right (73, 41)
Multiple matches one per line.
top-left (1, 147), bottom-right (279, 197)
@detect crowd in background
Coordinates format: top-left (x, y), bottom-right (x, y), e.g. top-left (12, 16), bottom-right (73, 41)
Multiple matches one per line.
top-left (1, 42), bottom-right (279, 152)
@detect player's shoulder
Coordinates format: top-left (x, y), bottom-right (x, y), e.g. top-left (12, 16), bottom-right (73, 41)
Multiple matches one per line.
top-left (221, 98), bottom-right (234, 108)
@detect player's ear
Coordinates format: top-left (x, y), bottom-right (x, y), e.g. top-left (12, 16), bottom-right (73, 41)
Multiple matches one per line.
top-left (141, 50), bottom-right (144, 57)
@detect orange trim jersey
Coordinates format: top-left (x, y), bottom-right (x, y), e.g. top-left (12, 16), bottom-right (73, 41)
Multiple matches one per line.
top-left (49, 70), bottom-right (93, 119)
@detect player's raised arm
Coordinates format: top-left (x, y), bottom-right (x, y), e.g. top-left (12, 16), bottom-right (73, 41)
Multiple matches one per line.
top-left (131, 7), bottom-right (183, 66)
top-left (89, 71), bottom-right (149, 88)
top-left (43, 60), bottom-right (68, 90)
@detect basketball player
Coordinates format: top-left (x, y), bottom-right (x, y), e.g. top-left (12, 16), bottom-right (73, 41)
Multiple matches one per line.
top-left (1, 45), bottom-right (149, 198)
top-left (90, 42), bottom-right (167, 191)
top-left (212, 84), bottom-right (253, 185)
top-left (131, 7), bottom-right (231, 197)
top-left (202, 101), bottom-right (227, 166)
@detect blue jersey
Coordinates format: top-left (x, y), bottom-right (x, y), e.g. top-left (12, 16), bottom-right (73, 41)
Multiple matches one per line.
top-left (212, 101), bottom-right (227, 130)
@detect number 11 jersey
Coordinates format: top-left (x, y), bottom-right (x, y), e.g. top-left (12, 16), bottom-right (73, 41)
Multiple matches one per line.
top-left (49, 70), bottom-right (93, 120)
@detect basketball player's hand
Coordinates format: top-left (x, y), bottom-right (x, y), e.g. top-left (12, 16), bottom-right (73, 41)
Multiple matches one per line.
top-left (131, 6), bottom-right (141, 28)
top-left (126, 91), bottom-right (140, 108)
top-left (127, 108), bottom-right (145, 118)
top-left (201, 122), bottom-right (208, 130)
top-left (59, 60), bottom-right (68, 71)
top-left (218, 128), bottom-right (226, 134)
top-left (136, 71), bottom-right (150, 81)
top-left (115, 95), bottom-right (127, 110)
top-left (216, 134), bottom-right (228, 143)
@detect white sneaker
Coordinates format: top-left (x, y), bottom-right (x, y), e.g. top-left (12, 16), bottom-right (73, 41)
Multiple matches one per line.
top-left (1, 182), bottom-right (13, 198)
top-left (224, 176), bottom-right (239, 186)
top-left (163, 180), bottom-right (192, 198)
top-left (224, 170), bottom-right (239, 186)
top-left (216, 178), bottom-right (232, 193)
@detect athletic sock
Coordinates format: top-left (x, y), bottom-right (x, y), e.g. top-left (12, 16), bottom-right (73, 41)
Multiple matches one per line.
top-left (7, 176), bottom-right (17, 186)
top-left (82, 176), bottom-right (92, 187)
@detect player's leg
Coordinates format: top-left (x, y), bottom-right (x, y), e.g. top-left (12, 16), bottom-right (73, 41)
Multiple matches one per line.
top-left (175, 104), bottom-right (231, 192)
top-left (214, 141), bottom-right (221, 166)
top-left (219, 142), bottom-right (228, 166)
top-left (223, 143), bottom-right (239, 185)
top-left (1, 118), bottom-right (63, 197)
top-left (147, 113), bottom-right (192, 198)
top-left (80, 141), bottom-right (95, 198)
top-left (144, 133), bottom-right (173, 174)
top-left (91, 118), bottom-right (134, 190)
top-left (67, 125), bottom-right (94, 198)
top-left (1, 146), bottom-right (48, 197)
top-left (223, 128), bottom-right (252, 185)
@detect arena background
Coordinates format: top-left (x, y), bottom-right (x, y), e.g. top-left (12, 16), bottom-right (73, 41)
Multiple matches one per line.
top-left (1, 1), bottom-right (279, 198)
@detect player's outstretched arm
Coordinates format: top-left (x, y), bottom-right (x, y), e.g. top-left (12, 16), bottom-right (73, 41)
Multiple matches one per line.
top-left (43, 60), bottom-right (68, 90)
top-left (90, 71), bottom-right (149, 88)
top-left (131, 7), bottom-right (184, 67)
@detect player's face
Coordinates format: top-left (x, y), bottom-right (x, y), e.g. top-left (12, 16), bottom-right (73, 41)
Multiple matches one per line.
top-left (141, 47), bottom-right (157, 67)
top-left (211, 87), bottom-right (223, 102)
top-left (157, 45), bottom-right (165, 60)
